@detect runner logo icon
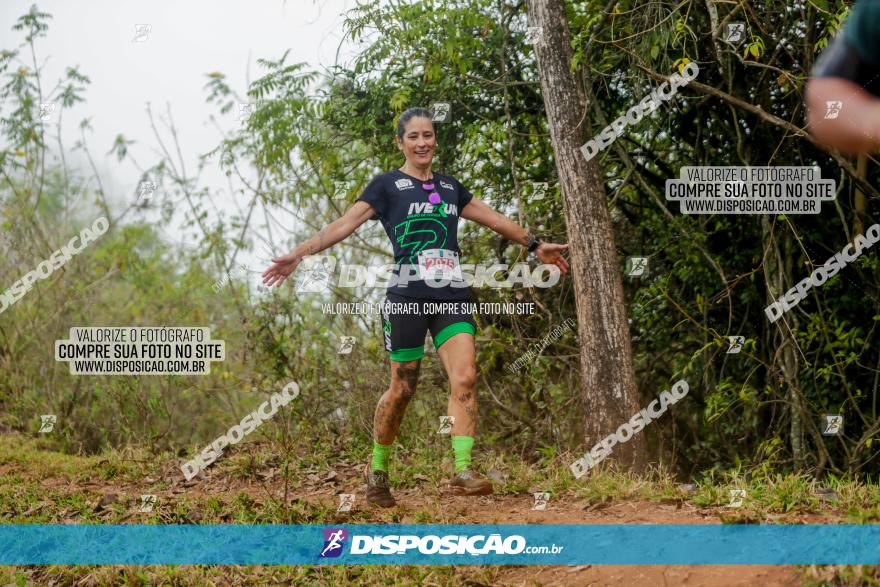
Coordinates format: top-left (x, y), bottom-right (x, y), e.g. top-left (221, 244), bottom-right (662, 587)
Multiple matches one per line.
top-left (320, 528), bottom-right (348, 558)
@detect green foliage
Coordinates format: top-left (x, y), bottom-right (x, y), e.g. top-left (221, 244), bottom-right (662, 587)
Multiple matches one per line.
top-left (2, 0), bottom-right (879, 483)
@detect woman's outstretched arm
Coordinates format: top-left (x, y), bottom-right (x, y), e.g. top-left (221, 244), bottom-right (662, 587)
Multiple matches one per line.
top-left (461, 198), bottom-right (570, 274)
top-left (262, 201), bottom-right (376, 287)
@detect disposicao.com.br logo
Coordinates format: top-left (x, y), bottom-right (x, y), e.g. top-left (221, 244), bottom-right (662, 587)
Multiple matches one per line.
top-left (320, 528), bottom-right (348, 558)
top-left (318, 528), bottom-right (563, 558)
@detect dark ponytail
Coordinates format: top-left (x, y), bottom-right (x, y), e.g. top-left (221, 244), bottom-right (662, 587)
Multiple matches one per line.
top-left (396, 107), bottom-right (435, 138)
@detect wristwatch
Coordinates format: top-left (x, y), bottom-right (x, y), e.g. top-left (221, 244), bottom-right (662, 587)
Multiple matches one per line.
top-left (527, 236), bottom-right (542, 252)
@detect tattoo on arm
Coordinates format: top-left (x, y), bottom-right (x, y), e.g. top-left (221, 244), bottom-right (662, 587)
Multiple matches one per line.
top-left (520, 232), bottom-right (534, 247)
top-left (304, 229), bottom-right (326, 256)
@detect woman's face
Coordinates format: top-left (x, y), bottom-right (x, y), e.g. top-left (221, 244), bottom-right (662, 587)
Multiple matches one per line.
top-left (397, 116), bottom-right (436, 167)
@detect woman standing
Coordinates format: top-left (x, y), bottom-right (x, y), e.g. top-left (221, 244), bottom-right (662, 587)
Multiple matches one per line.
top-left (263, 107), bottom-right (569, 507)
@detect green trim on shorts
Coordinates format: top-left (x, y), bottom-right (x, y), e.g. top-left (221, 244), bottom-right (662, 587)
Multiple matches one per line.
top-left (434, 321), bottom-right (476, 349)
top-left (390, 346), bottom-right (424, 362)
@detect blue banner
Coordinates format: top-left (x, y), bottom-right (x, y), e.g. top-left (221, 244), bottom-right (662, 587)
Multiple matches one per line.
top-left (2, 524), bottom-right (879, 565)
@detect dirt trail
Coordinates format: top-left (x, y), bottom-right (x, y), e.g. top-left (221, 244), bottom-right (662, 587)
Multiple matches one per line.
top-left (168, 462), bottom-right (822, 584)
top-left (7, 454), bottom-right (831, 586)
top-left (357, 488), bottom-right (810, 586)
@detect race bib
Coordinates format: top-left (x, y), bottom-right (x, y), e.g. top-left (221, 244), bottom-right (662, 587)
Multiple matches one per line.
top-left (417, 249), bottom-right (462, 282)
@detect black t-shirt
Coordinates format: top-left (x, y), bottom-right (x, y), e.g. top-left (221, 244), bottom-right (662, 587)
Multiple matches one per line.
top-left (813, 0), bottom-right (880, 96)
top-left (357, 169), bottom-right (474, 300)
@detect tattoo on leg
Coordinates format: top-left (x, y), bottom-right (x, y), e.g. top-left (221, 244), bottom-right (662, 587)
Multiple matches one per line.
top-left (457, 391), bottom-right (477, 434)
top-left (375, 361), bottom-right (421, 440)
top-left (395, 361), bottom-right (421, 400)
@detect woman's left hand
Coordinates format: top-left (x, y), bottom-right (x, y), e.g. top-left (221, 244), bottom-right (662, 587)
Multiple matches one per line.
top-left (536, 242), bottom-right (570, 274)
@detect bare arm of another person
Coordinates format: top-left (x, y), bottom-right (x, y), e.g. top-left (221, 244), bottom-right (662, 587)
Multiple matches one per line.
top-left (262, 201), bottom-right (376, 287)
top-left (805, 2), bottom-right (880, 154)
top-left (805, 76), bottom-right (880, 154)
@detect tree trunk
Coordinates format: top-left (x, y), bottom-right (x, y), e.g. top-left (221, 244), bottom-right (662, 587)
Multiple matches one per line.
top-left (762, 218), bottom-right (804, 470)
top-left (854, 154), bottom-right (867, 237)
top-left (526, 0), bottom-right (647, 471)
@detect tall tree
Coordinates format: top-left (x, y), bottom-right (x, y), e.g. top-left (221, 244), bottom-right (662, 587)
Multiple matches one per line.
top-left (526, 0), bottom-right (647, 471)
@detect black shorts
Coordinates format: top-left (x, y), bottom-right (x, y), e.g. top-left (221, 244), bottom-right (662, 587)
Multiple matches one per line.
top-left (380, 293), bottom-right (477, 362)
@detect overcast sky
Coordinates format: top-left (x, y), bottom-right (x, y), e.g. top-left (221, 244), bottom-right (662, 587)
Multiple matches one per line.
top-left (1, 0), bottom-right (363, 279)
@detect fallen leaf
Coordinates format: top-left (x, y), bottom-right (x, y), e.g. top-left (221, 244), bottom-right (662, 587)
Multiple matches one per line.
top-left (94, 494), bottom-right (119, 512)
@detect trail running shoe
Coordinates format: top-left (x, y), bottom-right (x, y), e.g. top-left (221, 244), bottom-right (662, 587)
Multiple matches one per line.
top-left (364, 463), bottom-right (396, 508)
top-left (449, 469), bottom-right (494, 496)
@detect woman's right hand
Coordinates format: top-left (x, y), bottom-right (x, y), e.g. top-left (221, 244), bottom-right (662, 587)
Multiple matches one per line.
top-left (262, 251), bottom-right (303, 288)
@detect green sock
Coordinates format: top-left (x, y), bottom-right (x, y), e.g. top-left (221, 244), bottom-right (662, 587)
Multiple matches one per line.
top-left (372, 441), bottom-right (392, 472)
top-left (451, 435), bottom-right (475, 472)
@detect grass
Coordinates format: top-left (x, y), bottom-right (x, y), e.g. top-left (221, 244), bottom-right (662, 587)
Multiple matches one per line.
top-left (0, 564), bottom-right (482, 587)
top-left (3, 432), bottom-right (880, 585)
